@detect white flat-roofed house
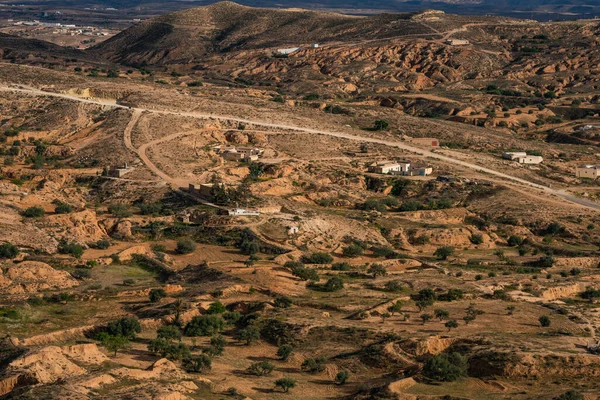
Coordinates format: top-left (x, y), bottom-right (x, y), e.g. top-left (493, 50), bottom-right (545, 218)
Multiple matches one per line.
top-left (276, 47), bottom-right (301, 55)
top-left (446, 39), bottom-right (470, 45)
top-left (515, 155), bottom-right (543, 164)
top-left (576, 165), bottom-right (600, 179)
top-left (228, 208), bottom-right (260, 216)
top-left (368, 161), bottom-right (410, 175)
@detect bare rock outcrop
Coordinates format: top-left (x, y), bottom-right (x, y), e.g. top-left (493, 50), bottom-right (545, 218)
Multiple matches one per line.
top-left (0, 261), bottom-right (79, 294)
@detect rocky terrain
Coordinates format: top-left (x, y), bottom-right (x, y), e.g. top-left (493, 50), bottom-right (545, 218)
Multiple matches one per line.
top-left (0, 2), bottom-right (600, 400)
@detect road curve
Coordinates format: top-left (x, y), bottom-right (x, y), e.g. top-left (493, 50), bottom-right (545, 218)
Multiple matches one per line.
top-left (1, 83), bottom-right (599, 211)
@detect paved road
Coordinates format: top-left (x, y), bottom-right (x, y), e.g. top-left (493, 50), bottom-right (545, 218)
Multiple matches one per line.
top-left (2, 83), bottom-right (599, 211)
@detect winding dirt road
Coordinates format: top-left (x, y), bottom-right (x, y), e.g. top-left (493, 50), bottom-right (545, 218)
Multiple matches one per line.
top-left (1, 83), bottom-right (599, 211)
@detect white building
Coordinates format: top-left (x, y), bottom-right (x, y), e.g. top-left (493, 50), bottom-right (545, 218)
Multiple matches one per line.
top-left (368, 161), bottom-right (411, 174)
top-left (446, 39), bottom-right (470, 46)
top-left (576, 165), bottom-right (600, 179)
top-left (502, 152), bottom-right (543, 164)
top-left (228, 208), bottom-right (260, 216)
top-left (276, 47), bottom-right (301, 55)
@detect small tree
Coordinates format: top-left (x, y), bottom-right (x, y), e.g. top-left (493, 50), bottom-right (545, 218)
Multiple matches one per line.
top-left (421, 314), bottom-right (433, 325)
top-left (176, 238), bottom-right (196, 254)
top-left (342, 244), bottom-right (363, 258)
top-left (422, 352), bottom-right (468, 382)
top-left (507, 235), bottom-right (523, 247)
top-left (373, 120), bottom-right (389, 131)
top-left (238, 326), bottom-right (260, 345)
top-left (539, 315), bottom-right (551, 327)
top-left (106, 317), bottom-right (141, 339)
top-left (463, 315), bottom-right (476, 325)
top-left (387, 301), bottom-right (403, 316)
top-left (381, 312), bottom-right (391, 323)
top-left (205, 335), bottom-right (227, 356)
top-left (54, 201), bottom-right (73, 214)
top-left (247, 361), bottom-right (275, 376)
top-left (0, 243), bottom-right (19, 259)
top-left (207, 301), bottom-right (226, 314)
top-left (301, 357), bottom-right (326, 373)
top-left (184, 354), bottom-right (212, 373)
top-left (157, 325), bottom-right (182, 341)
top-left (275, 377), bottom-right (296, 393)
top-left (97, 333), bottom-right (129, 356)
top-left (434, 246), bottom-right (455, 260)
top-left (274, 296), bottom-right (293, 308)
top-left (335, 370), bottom-right (350, 385)
top-left (434, 308), bottom-right (450, 321)
top-left (506, 305), bottom-right (516, 316)
top-left (367, 264), bottom-right (387, 278)
top-left (445, 319), bottom-right (459, 332)
top-left (277, 344), bottom-right (294, 360)
top-left (324, 276), bottom-right (344, 292)
top-left (184, 315), bottom-right (224, 336)
top-left (21, 206), bottom-right (45, 218)
top-left (149, 288), bottom-right (167, 303)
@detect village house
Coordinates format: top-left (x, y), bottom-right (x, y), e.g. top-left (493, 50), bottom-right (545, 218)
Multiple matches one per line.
top-left (502, 152), bottom-right (543, 165)
top-left (220, 146), bottom-right (263, 162)
top-left (368, 160), bottom-right (433, 176)
top-left (188, 183), bottom-right (214, 199)
top-left (576, 165), bottom-right (600, 179)
top-left (227, 208), bottom-right (260, 216)
top-left (107, 163), bottom-right (131, 178)
top-left (446, 39), bottom-right (470, 46)
top-left (368, 161), bottom-right (410, 174)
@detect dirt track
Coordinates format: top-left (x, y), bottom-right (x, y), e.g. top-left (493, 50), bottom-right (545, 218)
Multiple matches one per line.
top-left (1, 83), bottom-right (599, 211)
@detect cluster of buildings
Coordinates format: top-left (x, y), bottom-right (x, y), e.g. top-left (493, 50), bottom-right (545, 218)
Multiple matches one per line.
top-left (215, 145), bottom-right (264, 162)
top-left (368, 160), bottom-right (433, 176)
top-left (9, 20), bottom-right (109, 36)
top-left (502, 152), bottom-right (544, 165)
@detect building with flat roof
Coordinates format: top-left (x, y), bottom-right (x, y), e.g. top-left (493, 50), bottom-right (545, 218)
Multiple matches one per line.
top-left (576, 165), bottom-right (600, 179)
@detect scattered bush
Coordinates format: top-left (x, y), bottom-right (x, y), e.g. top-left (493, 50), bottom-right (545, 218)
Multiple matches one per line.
top-left (539, 315), bottom-right (551, 327)
top-left (106, 317), bottom-right (141, 339)
top-left (149, 288), bottom-right (167, 303)
top-left (0, 243), bottom-right (19, 259)
top-left (301, 357), bottom-right (326, 373)
top-left (275, 377), bottom-right (296, 393)
top-left (184, 354), bottom-right (212, 372)
top-left (324, 276), bottom-right (344, 292)
top-left (185, 315), bottom-right (224, 336)
top-left (301, 252), bottom-right (333, 264)
top-left (21, 206), bottom-right (45, 218)
top-left (434, 246), bottom-right (455, 260)
top-left (422, 352), bottom-right (468, 382)
top-left (175, 238), bottom-right (196, 254)
top-left (247, 361), bottom-right (275, 376)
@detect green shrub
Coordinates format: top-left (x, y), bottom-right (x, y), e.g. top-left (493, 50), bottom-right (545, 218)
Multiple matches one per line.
top-left (175, 238), bottom-right (196, 254)
top-left (21, 206), bottom-right (45, 218)
top-left (277, 344), bottom-right (294, 360)
top-left (301, 357), bottom-right (326, 373)
top-left (342, 244), bottom-right (363, 257)
top-left (207, 301), bottom-right (226, 314)
top-left (247, 361), bottom-right (275, 376)
top-left (185, 315), bottom-right (224, 336)
top-left (275, 377), bottom-right (296, 392)
top-left (331, 262), bottom-right (350, 271)
top-left (422, 352), bottom-right (468, 381)
top-left (108, 203), bottom-right (132, 218)
top-left (106, 317), bottom-right (141, 339)
top-left (301, 252), bottom-right (333, 264)
top-left (238, 326), bottom-right (260, 345)
top-left (335, 370), bottom-right (350, 385)
top-left (184, 354), bottom-right (212, 372)
top-left (54, 201), bottom-right (73, 214)
top-left (539, 315), bottom-right (551, 327)
top-left (0, 243), bottom-right (19, 259)
top-left (434, 246), bottom-right (455, 260)
top-left (324, 276), bottom-right (344, 292)
top-left (157, 325), bottom-right (182, 341)
top-left (274, 296), bottom-right (293, 308)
